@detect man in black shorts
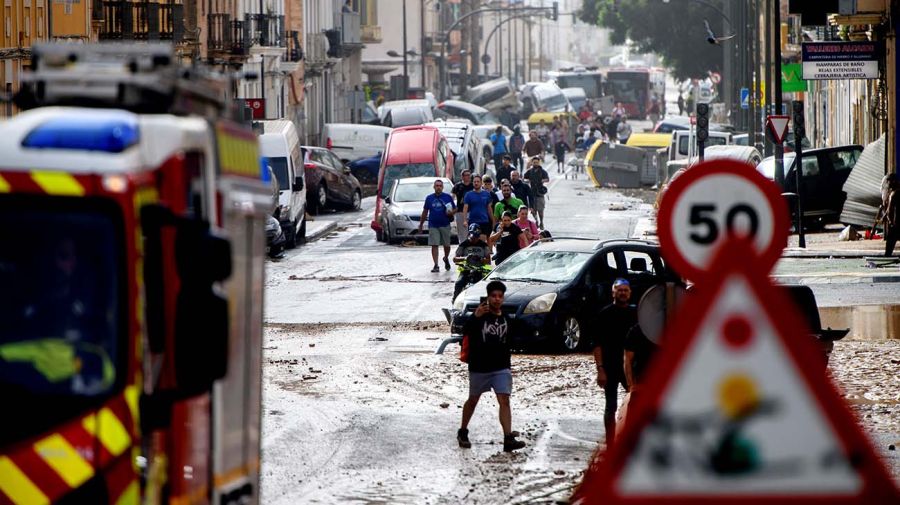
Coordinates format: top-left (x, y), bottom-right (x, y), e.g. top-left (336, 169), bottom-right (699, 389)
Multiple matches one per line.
top-left (591, 278), bottom-right (636, 448)
top-left (458, 280), bottom-right (526, 452)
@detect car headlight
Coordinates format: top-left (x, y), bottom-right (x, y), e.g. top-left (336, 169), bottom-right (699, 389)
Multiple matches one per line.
top-left (453, 291), bottom-right (467, 311)
top-left (523, 292), bottom-right (557, 314)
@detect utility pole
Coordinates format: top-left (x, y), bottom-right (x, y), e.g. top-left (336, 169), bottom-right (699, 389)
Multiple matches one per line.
top-left (421, 0), bottom-right (426, 88)
top-left (507, 8), bottom-right (512, 81)
top-left (763, 0), bottom-right (772, 157)
top-left (773, 0), bottom-right (785, 187)
top-left (403, 0), bottom-right (409, 88)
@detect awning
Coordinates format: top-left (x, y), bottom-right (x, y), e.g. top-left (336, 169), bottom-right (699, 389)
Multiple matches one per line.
top-left (840, 134), bottom-right (885, 227)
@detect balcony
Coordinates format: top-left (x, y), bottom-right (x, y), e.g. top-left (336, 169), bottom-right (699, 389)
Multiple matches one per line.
top-left (340, 12), bottom-right (361, 48)
top-left (280, 30), bottom-right (302, 73)
top-left (98, 0), bottom-right (183, 42)
top-left (361, 24), bottom-right (381, 44)
top-left (245, 13), bottom-right (285, 56)
top-left (207, 13), bottom-right (246, 57)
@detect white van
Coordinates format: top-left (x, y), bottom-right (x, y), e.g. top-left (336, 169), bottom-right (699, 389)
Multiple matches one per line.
top-left (668, 130), bottom-right (733, 162)
top-left (258, 120), bottom-right (307, 247)
top-left (322, 123), bottom-right (391, 163)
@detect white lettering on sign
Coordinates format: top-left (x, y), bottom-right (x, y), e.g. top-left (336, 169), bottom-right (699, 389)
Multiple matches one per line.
top-left (802, 60), bottom-right (878, 80)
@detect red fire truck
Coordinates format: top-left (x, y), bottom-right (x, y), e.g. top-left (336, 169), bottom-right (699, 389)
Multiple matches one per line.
top-left (0, 44), bottom-right (270, 504)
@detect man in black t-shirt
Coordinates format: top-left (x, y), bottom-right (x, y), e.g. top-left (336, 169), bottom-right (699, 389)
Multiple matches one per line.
top-left (458, 281), bottom-right (526, 452)
top-left (451, 170), bottom-right (474, 242)
top-left (490, 211), bottom-right (526, 265)
top-left (524, 157), bottom-right (550, 229)
top-left (591, 278), bottom-right (637, 448)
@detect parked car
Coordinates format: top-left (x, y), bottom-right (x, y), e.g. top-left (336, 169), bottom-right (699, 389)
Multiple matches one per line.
top-left (520, 81), bottom-right (571, 116)
top-left (380, 176), bottom-right (456, 244)
top-left (372, 125), bottom-right (455, 241)
top-left (472, 124), bottom-right (513, 164)
top-left (379, 99), bottom-right (433, 126)
top-left (653, 116), bottom-right (733, 134)
top-left (668, 130), bottom-right (733, 162)
top-left (301, 146), bottom-right (363, 214)
top-left (362, 102), bottom-right (380, 125)
top-left (323, 123), bottom-right (390, 164)
top-left (436, 100), bottom-right (499, 125)
top-left (257, 119), bottom-right (307, 247)
top-left (463, 78), bottom-right (521, 115)
top-left (561, 87), bottom-right (588, 112)
top-left (451, 238), bottom-right (681, 351)
top-left (348, 152), bottom-right (382, 185)
top-left (425, 120), bottom-right (487, 179)
top-left (757, 144), bottom-right (863, 227)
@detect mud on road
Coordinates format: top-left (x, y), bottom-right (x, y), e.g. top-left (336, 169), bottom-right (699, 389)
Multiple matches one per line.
top-left (260, 322), bottom-right (900, 504)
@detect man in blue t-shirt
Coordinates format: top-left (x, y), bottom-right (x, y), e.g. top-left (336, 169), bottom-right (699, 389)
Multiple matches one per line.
top-left (418, 179), bottom-right (456, 272)
top-left (463, 175), bottom-right (494, 238)
top-left (489, 126), bottom-right (508, 174)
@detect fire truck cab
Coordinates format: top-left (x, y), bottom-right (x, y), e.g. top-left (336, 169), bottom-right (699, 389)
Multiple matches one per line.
top-left (0, 44), bottom-right (269, 504)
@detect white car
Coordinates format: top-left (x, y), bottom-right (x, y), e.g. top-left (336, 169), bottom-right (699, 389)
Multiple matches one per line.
top-left (381, 177), bottom-right (456, 244)
top-left (472, 124), bottom-right (513, 164)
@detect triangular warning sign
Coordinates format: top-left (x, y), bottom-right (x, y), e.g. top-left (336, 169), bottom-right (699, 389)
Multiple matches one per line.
top-left (766, 115), bottom-right (790, 144)
top-left (574, 241), bottom-right (899, 503)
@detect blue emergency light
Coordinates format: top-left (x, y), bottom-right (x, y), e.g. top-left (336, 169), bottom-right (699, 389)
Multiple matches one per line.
top-left (22, 112), bottom-right (140, 153)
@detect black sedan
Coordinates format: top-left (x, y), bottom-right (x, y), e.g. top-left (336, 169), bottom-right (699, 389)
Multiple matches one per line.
top-left (450, 238), bottom-right (681, 352)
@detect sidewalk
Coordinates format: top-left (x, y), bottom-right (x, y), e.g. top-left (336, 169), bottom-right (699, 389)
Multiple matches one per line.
top-left (304, 217), bottom-right (339, 243)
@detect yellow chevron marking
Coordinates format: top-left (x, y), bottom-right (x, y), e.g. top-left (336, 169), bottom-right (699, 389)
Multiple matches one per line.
top-left (0, 456), bottom-right (50, 505)
top-left (0, 175), bottom-right (10, 193)
top-left (124, 385), bottom-right (140, 432)
top-left (33, 434), bottom-right (94, 488)
top-left (114, 480), bottom-right (139, 505)
top-left (30, 172), bottom-right (85, 196)
top-left (81, 408), bottom-right (131, 456)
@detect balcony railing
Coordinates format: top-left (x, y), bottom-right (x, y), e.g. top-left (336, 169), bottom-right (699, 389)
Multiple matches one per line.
top-left (285, 30), bottom-right (302, 62)
top-left (244, 13), bottom-right (285, 48)
top-left (341, 11), bottom-right (361, 46)
top-left (207, 13), bottom-right (246, 55)
top-left (99, 1), bottom-right (183, 42)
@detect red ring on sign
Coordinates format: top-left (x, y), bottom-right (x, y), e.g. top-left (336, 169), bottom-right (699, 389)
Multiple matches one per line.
top-left (657, 159), bottom-right (789, 282)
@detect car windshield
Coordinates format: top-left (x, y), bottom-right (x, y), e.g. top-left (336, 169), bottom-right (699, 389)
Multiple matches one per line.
top-left (678, 135), bottom-right (728, 156)
top-left (489, 250), bottom-right (593, 283)
top-left (383, 163), bottom-right (435, 197)
top-left (757, 155), bottom-right (795, 180)
top-left (267, 156), bottom-right (290, 191)
top-left (0, 197), bottom-right (122, 400)
top-left (394, 181), bottom-right (437, 202)
top-left (474, 110), bottom-right (499, 124)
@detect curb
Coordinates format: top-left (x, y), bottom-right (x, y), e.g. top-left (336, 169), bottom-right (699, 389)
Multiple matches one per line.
top-left (304, 220), bottom-right (339, 243)
top-left (773, 274), bottom-right (900, 285)
top-left (782, 250), bottom-right (888, 259)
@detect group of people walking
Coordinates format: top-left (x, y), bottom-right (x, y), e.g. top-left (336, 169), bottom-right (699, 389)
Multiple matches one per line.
top-left (456, 277), bottom-right (659, 452)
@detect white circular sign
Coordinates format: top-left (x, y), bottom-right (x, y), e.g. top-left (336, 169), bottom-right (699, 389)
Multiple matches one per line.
top-left (657, 160), bottom-right (789, 281)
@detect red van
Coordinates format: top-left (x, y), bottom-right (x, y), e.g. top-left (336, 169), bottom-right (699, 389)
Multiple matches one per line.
top-left (371, 125), bottom-right (454, 241)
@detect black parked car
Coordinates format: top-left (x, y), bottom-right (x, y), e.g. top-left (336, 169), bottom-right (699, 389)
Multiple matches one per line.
top-left (450, 238), bottom-right (681, 352)
top-left (301, 146), bottom-right (363, 214)
top-left (757, 144), bottom-right (863, 227)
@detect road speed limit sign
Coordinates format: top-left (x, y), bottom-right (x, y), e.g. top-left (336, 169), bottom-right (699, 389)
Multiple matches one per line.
top-left (657, 159), bottom-right (789, 281)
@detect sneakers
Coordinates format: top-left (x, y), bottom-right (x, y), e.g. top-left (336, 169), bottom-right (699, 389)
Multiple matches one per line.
top-left (457, 428), bottom-right (471, 449)
top-left (503, 433), bottom-right (526, 452)
top-left (431, 265), bottom-right (440, 273)
top-left (444, 257), bottom-right (451, 271)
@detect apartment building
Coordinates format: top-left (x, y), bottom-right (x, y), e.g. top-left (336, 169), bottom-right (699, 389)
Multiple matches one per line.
top-left (1, 0), bottom-right (49, 117)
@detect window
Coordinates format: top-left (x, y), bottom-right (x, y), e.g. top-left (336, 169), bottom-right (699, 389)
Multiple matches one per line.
top-left (436, 141), bottom-right (447, 176)
top-left (801, 156), bottom-right (820, 177)
top-left (827, 149), bottom-right (861, 173)
top-left (267, 157), bottom-right (290, 191)
top-left (623, 250), bottom-right (657, 275)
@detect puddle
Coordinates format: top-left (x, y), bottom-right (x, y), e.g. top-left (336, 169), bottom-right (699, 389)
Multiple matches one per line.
top-left (819, 304), bottom-right (900, 340)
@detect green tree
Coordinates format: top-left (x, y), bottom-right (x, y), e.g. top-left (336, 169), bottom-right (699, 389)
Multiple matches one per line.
top-left (579, 0), bottom-right (724, 80)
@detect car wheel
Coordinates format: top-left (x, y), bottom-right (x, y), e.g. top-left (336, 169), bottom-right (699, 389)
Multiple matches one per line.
top-left (317, 183), bottom-right (328, 211)
top-left (559, 316), bottom-right (583, 352)
top-left (284, 219), bottom-right (297, 249)
top-left (385, 223), bottom-right (397, 245)
top-left (375, 228), bottom-right (384, 242)
top-left (350, 189), bottom-right (362, 211)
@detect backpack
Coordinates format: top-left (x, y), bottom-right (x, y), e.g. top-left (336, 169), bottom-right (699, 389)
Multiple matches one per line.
top-left (459, 334), bottom-right (470, 363)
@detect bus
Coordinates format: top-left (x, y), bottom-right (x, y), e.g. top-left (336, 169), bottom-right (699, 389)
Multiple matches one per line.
top-left (549, 68), bottom-right (605, 101)
top-left (605, 67), bottom-right (666, 120)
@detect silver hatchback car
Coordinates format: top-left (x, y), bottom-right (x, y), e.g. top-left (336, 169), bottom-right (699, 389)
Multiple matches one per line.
top-left (381, 176), bottom-right (456, 244)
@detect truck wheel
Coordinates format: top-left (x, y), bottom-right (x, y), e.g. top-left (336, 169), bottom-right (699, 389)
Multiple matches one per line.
top-left (559, 316), bottom-right (584, 352)
top-left (284, 220), bottom-right (297, 249)
top-left (296, 219), bottom-right (307, 245)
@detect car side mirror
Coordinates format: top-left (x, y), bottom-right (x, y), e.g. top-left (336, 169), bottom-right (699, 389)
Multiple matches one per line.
top-left (343, 165), bottom-right (351, 175)
top-left (384, 196), bottom-right (392, 204)
top-left (293, 175), bottom-right (304, 191)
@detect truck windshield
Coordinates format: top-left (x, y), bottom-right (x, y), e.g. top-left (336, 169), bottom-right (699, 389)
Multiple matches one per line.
top-left (0, 197), bottom-right (123, 401)
top-left (382, 163), bottom-right (435, 197)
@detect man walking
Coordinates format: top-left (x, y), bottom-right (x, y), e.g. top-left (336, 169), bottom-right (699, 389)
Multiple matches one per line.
top-left (493, 181), bottom-right (525, 222)
top-left (523, 131), bottom-right (545, 160)
top-left (462, 174), bottom-right (493, 238)
top-left (509, 170), bottom-right (533, 210)
top-left (616, 116), bottom-right (633, 144)
top-left (525, 157), bottom-right (550, 229)
top-left (591, 279), bottom-right (637, 448)
top-left (458, 280), bottom-right (526, 452)
top-left (490, 126), bottom-right (509, 172)
top-left (496, 155), bottom-right (514, 185)
top-left (417, 179), bottom-right (456, 272)
top-left (452, 169), bottom-right (474, 243)
top-left (509, 125), bottom-right (525, 170)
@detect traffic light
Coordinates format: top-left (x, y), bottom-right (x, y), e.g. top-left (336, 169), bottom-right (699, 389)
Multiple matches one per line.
top-left (792, 100), bottom-right (805, 142)
top-left (696, 102), bottom-right (709, 159)
top-left (551, 1), bottom-right (559, 21)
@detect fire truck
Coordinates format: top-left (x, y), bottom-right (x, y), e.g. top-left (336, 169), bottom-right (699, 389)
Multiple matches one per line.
top-left (0, 44), bottom-right (270, 504)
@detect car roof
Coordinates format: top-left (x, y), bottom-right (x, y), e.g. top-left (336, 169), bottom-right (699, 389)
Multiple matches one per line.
top-left (530, 237), bottom-right (658, 253)
top-left (394, 176), bottom-right (452, 185)
top-left (760, 144), bottom-right (863, 162)
top-left (438, 100), bottom-right (489, 113)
